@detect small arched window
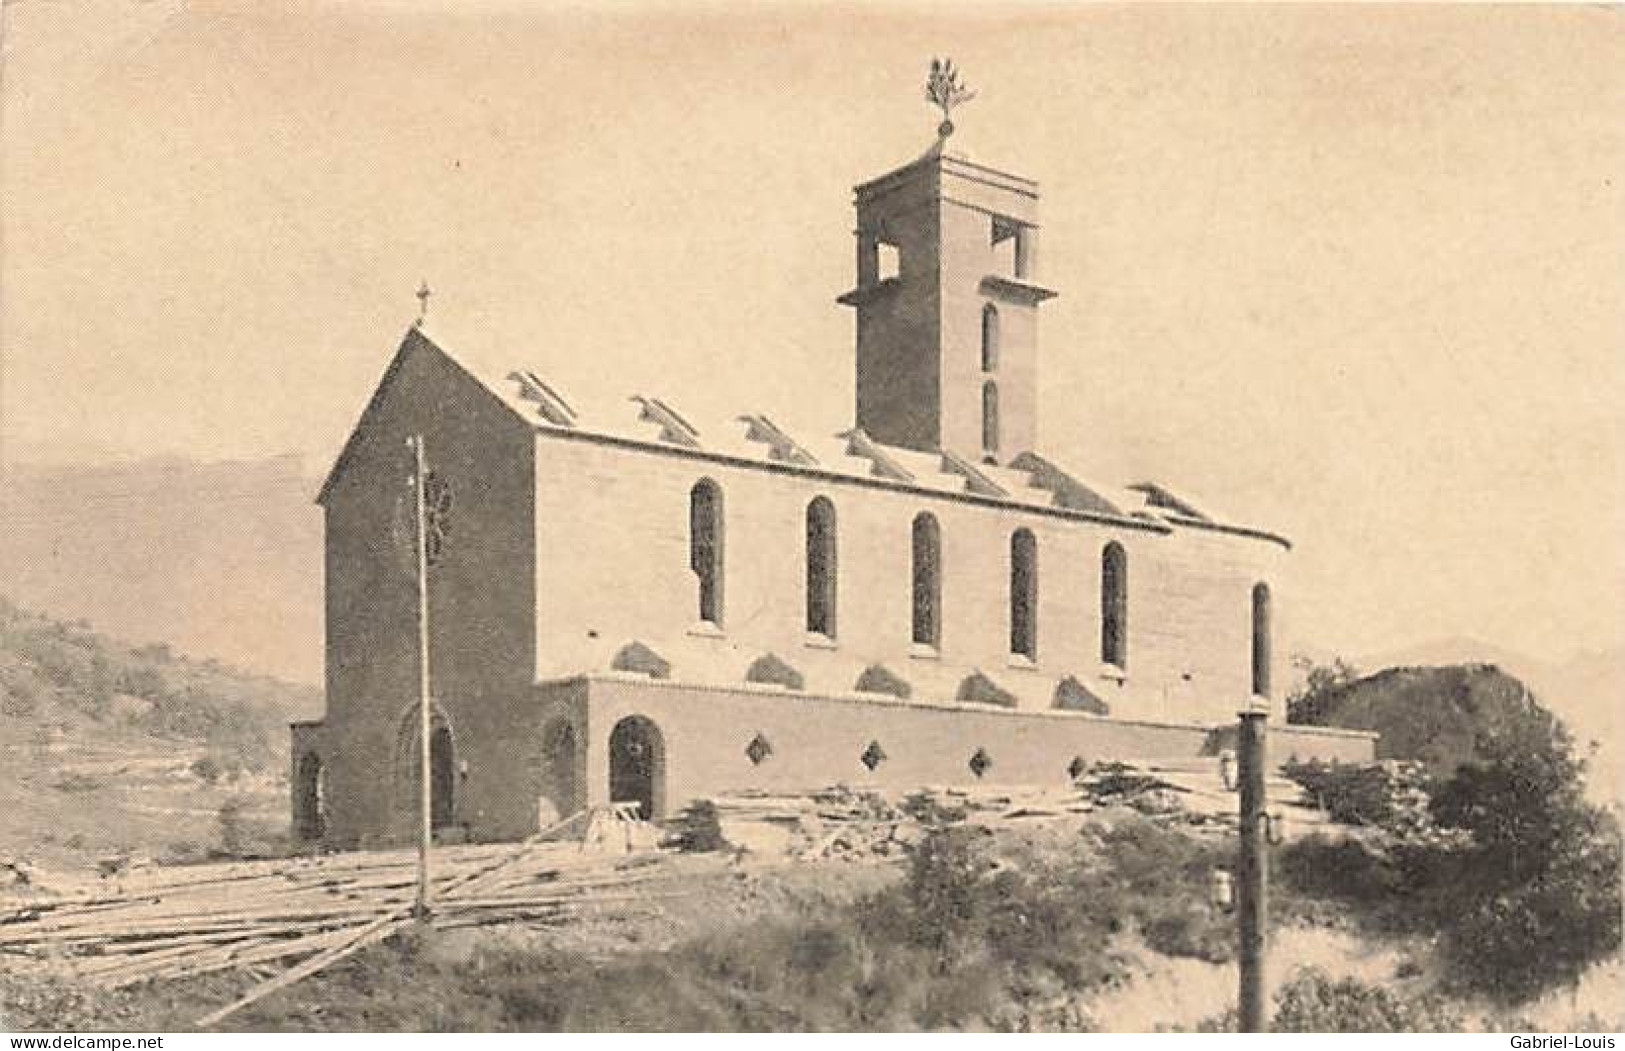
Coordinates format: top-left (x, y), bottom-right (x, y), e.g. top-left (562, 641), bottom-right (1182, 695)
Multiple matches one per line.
top-left (805, 497), bottom-right (838, 638)
top-left (1010, 528), bottom-right (1038, 660)
top-left (981, 303), bottom-right (1000, 372)
top-left (1251, 582), bottom-right (1272, 697)
top-left (689, 479), bottom-right (724, 625)
top-left (911, 513), bottom-right (942, 647)
top-left (1102, 542), bottom-right (1128, 669)
top-left (982, 381), bottom-right (1000, 457)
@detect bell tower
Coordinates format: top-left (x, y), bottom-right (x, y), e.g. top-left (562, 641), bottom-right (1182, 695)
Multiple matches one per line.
top-left (838, 61), bottom-right (1057, 463)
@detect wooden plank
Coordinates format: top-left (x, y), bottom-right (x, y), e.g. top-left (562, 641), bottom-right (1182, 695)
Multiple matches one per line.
top-left (191, 811), bottom-right (589, 1028)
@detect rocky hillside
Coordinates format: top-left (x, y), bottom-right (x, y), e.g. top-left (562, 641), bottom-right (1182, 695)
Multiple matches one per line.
top-left (0, 597), bottom-right (320, 873)
top-left (1291, 663), bottom-right (1575, 776)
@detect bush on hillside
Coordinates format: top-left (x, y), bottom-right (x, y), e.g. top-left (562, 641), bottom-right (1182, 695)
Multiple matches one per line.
top-left (1272, 969), bottom-right (1463, 1032)
top-left (1279, 722), bottom-right (1623, 1004)
top-left (0, 597), bottom-right (308, 774)
top-left (1285, 655), bottom-right (1361, 726)
top-left (1195, 969), bottom-right (1463, 1032)
top-left (1281, 759), bottom-right (1438, 838)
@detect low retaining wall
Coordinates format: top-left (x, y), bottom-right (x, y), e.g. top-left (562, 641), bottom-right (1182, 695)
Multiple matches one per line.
top-left (570, 674), bottom-right (1378, 819)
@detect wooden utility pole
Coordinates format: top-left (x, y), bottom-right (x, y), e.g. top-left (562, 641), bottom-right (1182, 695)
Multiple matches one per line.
top-left (410, 434), bottom-right (434, 918)
top-left (1236, 702), bottom-right (1269, 1032)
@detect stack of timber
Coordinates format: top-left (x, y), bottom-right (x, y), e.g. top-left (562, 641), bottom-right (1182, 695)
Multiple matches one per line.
top-left (0, 828), bottom-right (715, 991)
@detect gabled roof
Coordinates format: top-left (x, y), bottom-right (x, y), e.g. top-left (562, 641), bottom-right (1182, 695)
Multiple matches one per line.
top-left (314, 326), bottom-right (532, 506)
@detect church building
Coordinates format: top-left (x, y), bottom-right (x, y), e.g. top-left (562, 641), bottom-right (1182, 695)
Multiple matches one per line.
top-left (291, 78), bottom-right (1372, 846)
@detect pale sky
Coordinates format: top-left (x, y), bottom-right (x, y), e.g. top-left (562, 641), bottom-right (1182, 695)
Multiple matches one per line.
top-left (3, 1), bottom-right (1622, 666)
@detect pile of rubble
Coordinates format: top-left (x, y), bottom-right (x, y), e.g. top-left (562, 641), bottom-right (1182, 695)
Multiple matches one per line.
top-left (671, 759), bottom-right (1326, 861)
top-left (669, 787), bottom-right (916, 861)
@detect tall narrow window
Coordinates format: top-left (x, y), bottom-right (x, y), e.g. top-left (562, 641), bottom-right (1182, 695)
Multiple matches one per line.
top-left (911, 513), bottom-right (941, 647)
top-left (1010, 528), bottom-right (1038, 660)
top-left (981, 303), bottom-right (1000, 372)
top-left (805, 497), bottom-right (837, 637)
top-left (1251, 582), bottom-right (1272, 697)
top-left (982, 381), bottom-right (1000, 457)
top-left (689, 479), bottom-right (724, 625)
top-left (1101, 542), bottom-right (1128, 669)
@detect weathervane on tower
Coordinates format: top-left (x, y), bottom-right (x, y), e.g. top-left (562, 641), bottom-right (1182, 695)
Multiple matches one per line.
top-left (925, 57), bottom-right (976, 139)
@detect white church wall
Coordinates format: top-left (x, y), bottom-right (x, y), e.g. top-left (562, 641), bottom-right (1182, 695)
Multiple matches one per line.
top-left (532, 430), bottom-right (1286, 726)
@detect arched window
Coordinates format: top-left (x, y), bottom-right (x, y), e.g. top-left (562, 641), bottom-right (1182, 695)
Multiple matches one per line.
top-left (982, 381), bottom-right (1000, 457)
top-left (690, 479), bottom-right (724, 625)
top-left (911, 512), bottom-right (941, 647)
top-left (1010, 528), bottom-right (1038, 660)
top-left (1251, 582), bottom-right (1272, 697)
top-left (805, 497), bottom-right (838, 637)
top-left (1101, 542), bottom-right (1128, 669)
top-left (981, 303), bottom-right (1000, 372)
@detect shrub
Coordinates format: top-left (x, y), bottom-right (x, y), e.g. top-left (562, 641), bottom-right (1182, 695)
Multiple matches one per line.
top-left (1439, 804), bottom-right (1623, 1002)
top-left (903, 825), bottom-right (994, 962)
top-left (1279, 730), bottom-right (1624, 1005)
top-left (114, 662), bottom-right (166, 701)
top-left (1090, 817), bottom-right (1235, 962)
top-left (0, 661), bottom-right (49, 718)
top-left (160, 840), bottom-right (209, 865)
top-left (669, 800), bottom-right (729, 853)
top-left (0, 972), bottom-right (137, 1031)
top-left (1271, 968), bottom-right (1462, 1032)
top-left (1284, 655), bottom-right (1361, 726)
top-left (189, 755), bottom-right (224, 785)
top-left (1281, 759), bottom-right (1436, 837)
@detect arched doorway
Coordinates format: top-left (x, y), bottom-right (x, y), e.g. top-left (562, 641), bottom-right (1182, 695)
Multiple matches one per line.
top-left (429, 724), bottom-right (455, 831)
top-left (394, 705), bottom-right (458, 835)
top-left (537, 719), bottom-right (580, 828)
top-left (608, 716), bottom-right (664, 820)
top-left (294, 753), bottom-right (325, 841)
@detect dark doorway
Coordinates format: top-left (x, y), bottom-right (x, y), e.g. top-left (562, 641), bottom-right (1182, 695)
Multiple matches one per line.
top-left (539, 720), bottom-right (580, 827)
top-left (294, 753), bottom-right (325, 841)
top-left (608, 716), bottom-right (664, 820)
top-left (429, 724), bottom-right (456, 831)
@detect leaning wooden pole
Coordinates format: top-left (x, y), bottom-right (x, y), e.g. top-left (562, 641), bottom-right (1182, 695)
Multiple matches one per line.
top-left (1236, 702), bottom-right (1269, 1033)
top-left (410, 434), bottom-right (434, 918)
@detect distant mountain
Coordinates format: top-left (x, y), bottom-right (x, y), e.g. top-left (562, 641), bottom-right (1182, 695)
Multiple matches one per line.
top-left (0, 454), bottom-right (324, 683)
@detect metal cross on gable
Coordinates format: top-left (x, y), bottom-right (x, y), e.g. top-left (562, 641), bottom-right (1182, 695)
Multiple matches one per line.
top-left (414, 280), bottom-right (433, 327)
